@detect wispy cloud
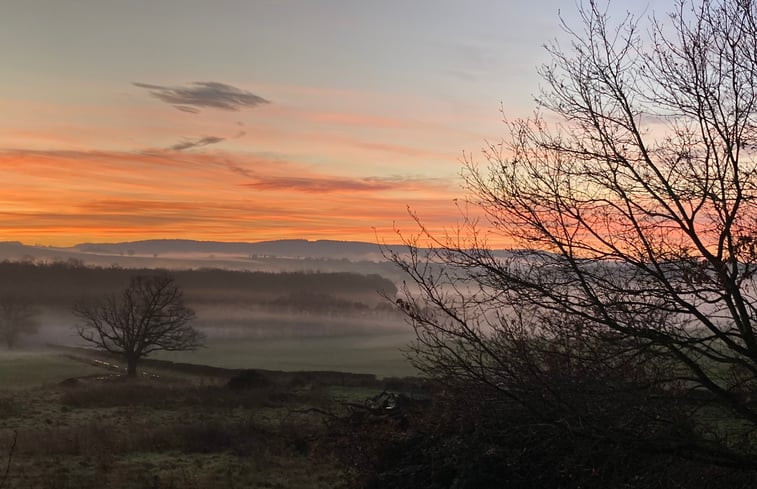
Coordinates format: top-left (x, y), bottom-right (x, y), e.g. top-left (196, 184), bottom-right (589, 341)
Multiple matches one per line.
top-left (243, 174), bottom-right (451, 194)
top-left (0, 148), bottom-right (464, 246)
top-left (168, 136), bottom-right (225, 152)
top-left (174, 105), bottom-right (201, 114)
top-left (244, 176), bottom-right (393, 193)
top-left (133, 81), bottom-right (270, 112)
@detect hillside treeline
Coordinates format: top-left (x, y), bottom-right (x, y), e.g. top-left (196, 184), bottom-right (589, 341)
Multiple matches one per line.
top-left (0, 260), bottom-right (397, 307)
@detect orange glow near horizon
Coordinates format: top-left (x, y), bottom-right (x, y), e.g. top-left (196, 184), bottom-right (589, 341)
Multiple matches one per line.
top-left (0, 83), bottom-right (516, 250)
top-left (0, 148), bottom-right (497, 248)
top-left (0, 0), bottom-right (576, 253)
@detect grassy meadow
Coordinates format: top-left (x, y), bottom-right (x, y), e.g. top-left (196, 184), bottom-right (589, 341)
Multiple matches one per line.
top-left (0, 352), bottom-right (106, 389)
top-left (154, 332), bottom-right (417, 378)
top-left (0, 349), bottom-right (419, 489)
top-left (34, 312), bottom-right (418, 378)
top-left (0, 262), bottom-right (427, 487)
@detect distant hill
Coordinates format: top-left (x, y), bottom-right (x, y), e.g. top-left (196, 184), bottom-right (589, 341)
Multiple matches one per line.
top-left (73, 239), bottom-right (389, 261)
top-left (0, 241), bottom-right (90, 262)
top-left (0, 239), bottom-right (524, 280)
top-left (0, 239), bottom-right (405, 278)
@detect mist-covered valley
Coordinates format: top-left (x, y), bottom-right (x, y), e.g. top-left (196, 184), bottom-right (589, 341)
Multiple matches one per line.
top-left (0, 241), bottom-right (417, 377)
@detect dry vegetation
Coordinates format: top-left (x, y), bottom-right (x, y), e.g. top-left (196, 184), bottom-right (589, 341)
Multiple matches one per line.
top-left (0, 350), bottom-right (426, 489)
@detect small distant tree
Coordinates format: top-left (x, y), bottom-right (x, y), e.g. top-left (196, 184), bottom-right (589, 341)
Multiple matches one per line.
top-left (74, 274), bottom-right (203, 376)
top-left (0, 297), bottom-right (39, 350)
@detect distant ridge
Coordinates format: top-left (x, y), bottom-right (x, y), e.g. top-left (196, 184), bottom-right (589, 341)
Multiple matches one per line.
top-left (72, 239), bottom-right (390, 260)
top-left (0, 239), bottom-right (522, 275)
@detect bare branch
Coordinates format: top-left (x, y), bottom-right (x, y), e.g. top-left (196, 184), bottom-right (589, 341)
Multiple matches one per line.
top-left (73, 274), bottom-right (203, 376)
top-left (389, 0), bottom-right (757, 469)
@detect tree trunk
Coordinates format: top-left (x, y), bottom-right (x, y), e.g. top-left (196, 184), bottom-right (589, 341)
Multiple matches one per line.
top-left (126, 356), bottom-right (138, 377)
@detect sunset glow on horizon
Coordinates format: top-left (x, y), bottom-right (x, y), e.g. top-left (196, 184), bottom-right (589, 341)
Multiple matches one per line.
top-left (1, 0), bottom-right (655, 248)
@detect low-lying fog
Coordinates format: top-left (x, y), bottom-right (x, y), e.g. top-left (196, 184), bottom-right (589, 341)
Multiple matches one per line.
top-left (0, 249), bottom-right (421, 377)
top-left (6, 302), bottom-right (415, 378)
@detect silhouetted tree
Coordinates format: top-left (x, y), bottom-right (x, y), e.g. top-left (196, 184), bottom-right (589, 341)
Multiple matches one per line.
top-left (389, 0), bottom-right (757, 475)
top-left (74, 274), bottom-right (202, 376)
top-left (0, 297), bottom-right (38, 349)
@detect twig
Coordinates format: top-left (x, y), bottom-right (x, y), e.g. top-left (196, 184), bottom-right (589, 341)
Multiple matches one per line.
top-left (0, 431), bottom-right (17, 489)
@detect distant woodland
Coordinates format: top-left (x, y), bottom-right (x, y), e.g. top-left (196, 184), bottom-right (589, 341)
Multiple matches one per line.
top-left (0, 260), bottom-right (397, 312)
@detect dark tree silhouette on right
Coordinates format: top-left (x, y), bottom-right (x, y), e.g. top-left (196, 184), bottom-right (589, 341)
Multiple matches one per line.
top-left (388, 0), bottom-right (757, 473)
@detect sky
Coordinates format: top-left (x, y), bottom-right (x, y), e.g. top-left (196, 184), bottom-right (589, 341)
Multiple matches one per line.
top-left (0, 0), bottom-right (658, 247)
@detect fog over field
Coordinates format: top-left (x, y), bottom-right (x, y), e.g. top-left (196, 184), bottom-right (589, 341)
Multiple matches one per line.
top-left (0, 239), bottom-right (405, 278)
top-left (0, 240), bottom-right (417, 377)
top-left (24, 310), bottom-right (416, 377)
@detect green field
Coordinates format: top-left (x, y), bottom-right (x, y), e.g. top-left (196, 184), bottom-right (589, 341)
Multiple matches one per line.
top-left (0, 315), bottom-right (421, 487)
top-left (153, 332), bottom-right (418, 378)
top-left (0, 351), bottom-right (107, 389)
top-left (0, 351), bottom-right (386, 488)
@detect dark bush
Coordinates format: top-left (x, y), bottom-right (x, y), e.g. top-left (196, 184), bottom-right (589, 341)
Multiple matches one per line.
top-left (227, 370), bottom-right (273, 390)
top-left (335, 385), bottom-right (757, 489)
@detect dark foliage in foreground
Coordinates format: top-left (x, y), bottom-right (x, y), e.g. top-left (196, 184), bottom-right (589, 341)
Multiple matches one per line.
top-left (336, 383), bottom-right (757, 489)
top-left (0, 369), bottom-right (346, 489)
top-left (383, 0), bottom-right (757, 480)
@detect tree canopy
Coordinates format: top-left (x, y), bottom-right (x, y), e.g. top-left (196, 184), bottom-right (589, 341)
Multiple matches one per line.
top-left (74, 274), bottom-right (203, 376)
top-left (388, 0), bottom-right (757, 475)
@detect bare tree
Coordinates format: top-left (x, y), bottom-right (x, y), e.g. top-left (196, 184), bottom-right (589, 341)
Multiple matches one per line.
top-left (389, 0), bottom-right (757, 469)
top-left (74, 274), bottom-right (203, 376)
top-left (0, 297), bottom-right (39, 350)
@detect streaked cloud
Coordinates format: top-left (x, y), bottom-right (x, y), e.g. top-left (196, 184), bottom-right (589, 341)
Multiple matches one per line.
top-left (168, 136), bottom-right (225, 152)
top-left (244, 175), bottom-right (449, 194)
top-left (174, 105), bottom-right (201, 114)
top-left (133, 81), bottom-right (270, 112)
top-left (0, 148), bottom-right (462, 246)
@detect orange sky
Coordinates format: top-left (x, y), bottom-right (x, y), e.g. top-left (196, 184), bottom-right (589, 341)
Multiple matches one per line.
top-left (0, 145), bottom-right (471, 247)
top-left (0, 1), bottom-right (590, 247)
top-left (0, 80), bottom-right (515, 247)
